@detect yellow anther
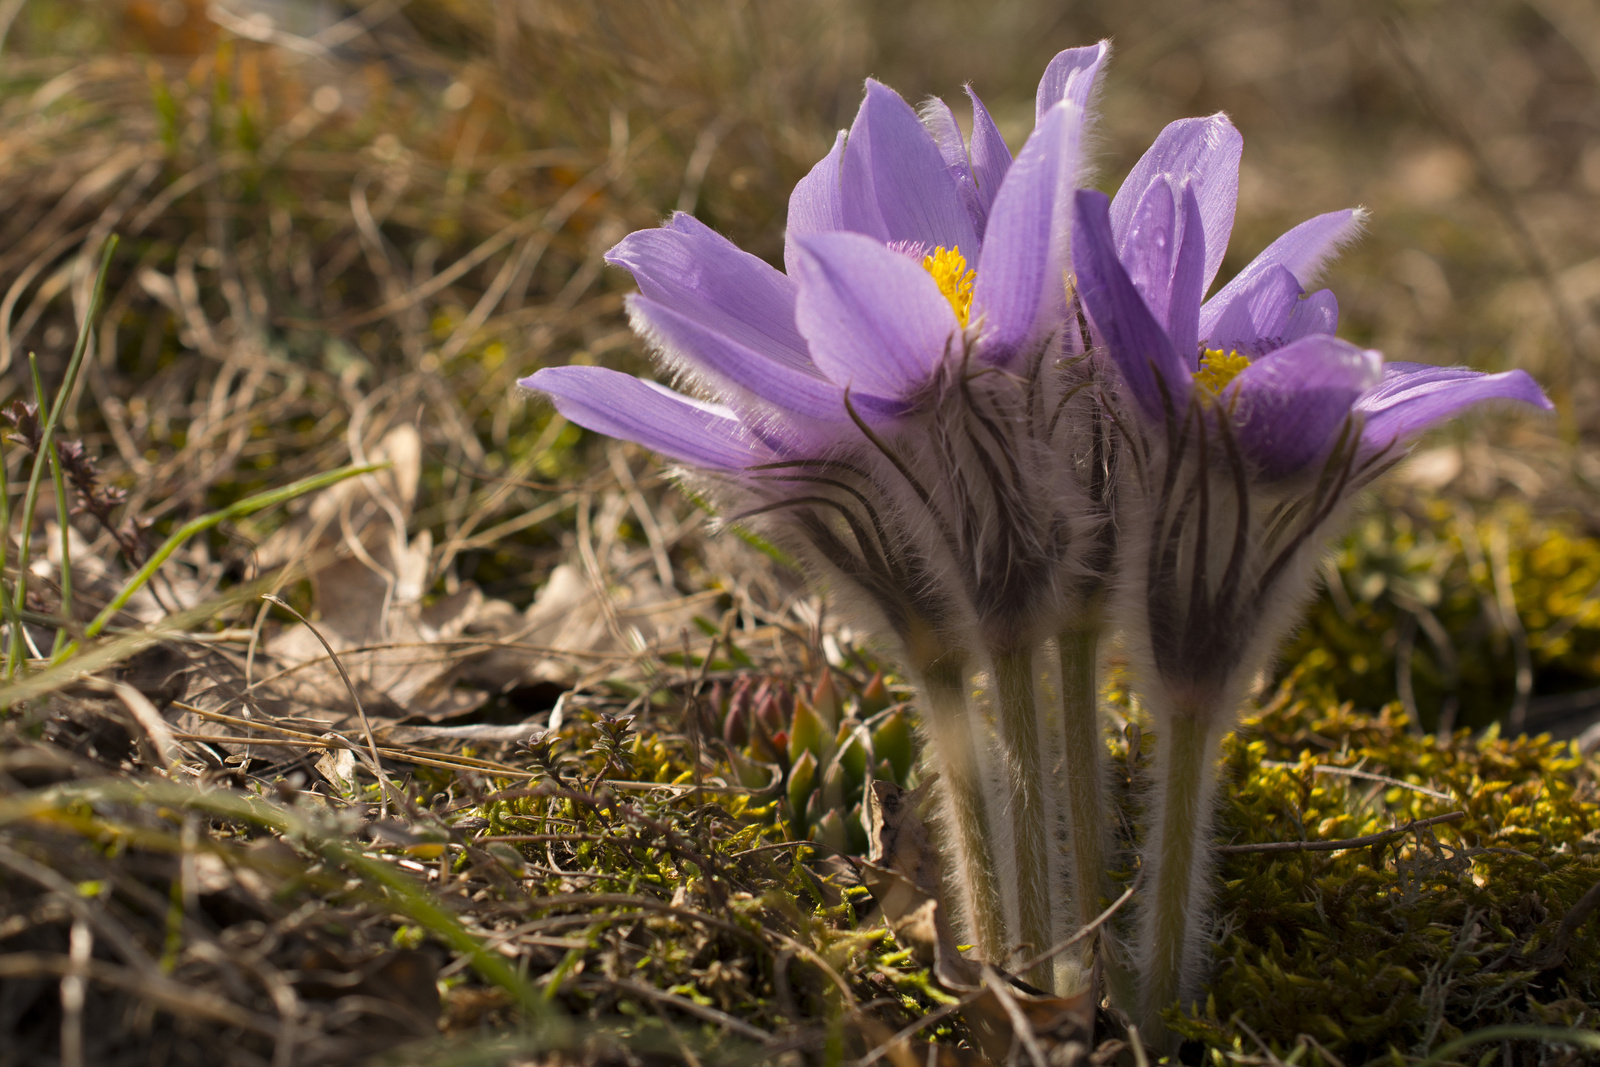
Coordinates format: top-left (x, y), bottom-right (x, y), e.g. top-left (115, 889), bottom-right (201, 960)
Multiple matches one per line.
top-left (923, 246), bottom-right (975, 328)
top-left (1193, 348), bottom-right (1251, 395)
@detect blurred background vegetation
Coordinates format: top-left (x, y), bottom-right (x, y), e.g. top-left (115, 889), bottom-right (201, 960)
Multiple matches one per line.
top-left (0, 0), bottom-right (1598, 1061)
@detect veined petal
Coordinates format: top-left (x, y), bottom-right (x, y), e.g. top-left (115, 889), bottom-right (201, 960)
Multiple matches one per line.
top-left (785, 131), bottom-right (848, 276)
top-left (1167, 182), bottom-right (1206, 362)
top-left (1072, 189), bottom-right (1189, 421)
top-left (791, 231), bottom-right (959, 398)
top-left (608, 213), bottom-right (811, 372)
top-left (1355, 362), bottom-right (1553, 452)
top-left (1201, 208), bottom-right (1365, 335)
top-left (522, 366), bottom-right (761, 470)
top-left (971, 101), bottom-right (1087, 366)
top-left (1110, 114), bottom-right (1242, 295)
top-left (1202, 263), bottom-right (1302, 356)
top-left (1121, 178), bottom-right (1178, 329)
top-left (1035, 40), bottom-right (1111, 122)
top-left (625, 294), bottom-right (869, 424)
top-left (921, 96), bottom-right (985, 237)
top-left (966, 86), bottom-right (1012, 231)
top-left (841, 80), bottom-right (980, 255)
top-left (1225, 336), bottom-right (1382, 480)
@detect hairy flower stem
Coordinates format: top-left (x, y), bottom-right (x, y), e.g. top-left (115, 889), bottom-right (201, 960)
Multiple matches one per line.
top-left (918, 653), bottom-right (1007, 964)
top-left (1141, 711), bottom-right (1222, 1045)
top-left (991, 644), bottom-right (1053, 991)
top-left (1056, 624), bottom-right (1114, 992)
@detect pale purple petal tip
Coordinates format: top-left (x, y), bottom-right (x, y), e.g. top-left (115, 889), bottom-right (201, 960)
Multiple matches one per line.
top-left (1072, 188), bottom-right (1188, 421)
top-left (1035, 40), bottom-right (1111, 123)
top-left (921, 95), bottom-right (986, 239)
top-left (785, 131), bottom-right (848, 276)
top-left (1355, 362), bottom-right (1554, 452)
top-left (522, 366), bottom-right (760, 470)
top-left (965, 85), bottom-right (1012, 231)
top-left (841, 80), bottom-right (979, 256)
top-left (792, 231), bottom-right (958, 399)
top-left (1111, 113), bottom-right (1242, 295)
top-left (1225, 336), bottom-right (1382, 480)
top-left (608, 213), bottom-right (810, 370)
top-left (971, 101), bottom-right (1085, 366)
top-left (1202, 208), bottom-right (1365, 334)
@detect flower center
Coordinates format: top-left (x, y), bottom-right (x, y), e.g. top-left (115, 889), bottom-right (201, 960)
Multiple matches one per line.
top-left (923, 246), bottom-right (974, 327)
top-left (1193, 348), bottom-right (1251, 396)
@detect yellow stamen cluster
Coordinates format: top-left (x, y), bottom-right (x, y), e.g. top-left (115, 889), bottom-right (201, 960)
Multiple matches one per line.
top-left (924, 246), bottom-right (975, 328)
top-left (1193, 348), bottom-right (1251, 396)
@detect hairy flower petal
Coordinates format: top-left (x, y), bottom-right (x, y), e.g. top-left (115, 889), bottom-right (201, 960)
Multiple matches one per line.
top-left (1110, 114), bottom-right (1241, 295)
top-left (1201, 208), bottom-right (1364, 336)
top-left (1225, 336), bottom-right (1382, 479)
top-left (522, 366), bottom-right (762, 469)
top-left (1072, 189), bottom-right (1189, 420)
top-left (608, 213), bottom-right (811, 371)
top-left (966, 86), bottom-right (1013, 230)
top-left (1202, 263), bottom-right (1303, 356)
top-left (841, 80), bottom-right (979, 255)
top-left (1035, 40), bottom-right (1111, 122)
top-left (625, 294), bottom-right (888, 426)
top-left (971, 100), bottom-right (1088, 366)
top-left (1355, 362), bottom-right (1555, 453)
top-left (785, 131), bottom-right (847, 276)
top-left (791, 231), bottom-right (959, 398)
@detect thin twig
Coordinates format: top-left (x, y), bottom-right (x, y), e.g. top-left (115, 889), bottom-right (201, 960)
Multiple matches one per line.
top-left (1217, 811), bottom-right (1465, 855)
top-left (261, 593), bottom-right (406, 819)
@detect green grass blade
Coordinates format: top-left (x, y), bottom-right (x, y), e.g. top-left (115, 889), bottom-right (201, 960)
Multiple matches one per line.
top-left (28, 353), bottom-right (72, 658)
top-left (6, 237), bottom-right (117, 676)
top-left (75, 461), bottom-right (386, 647)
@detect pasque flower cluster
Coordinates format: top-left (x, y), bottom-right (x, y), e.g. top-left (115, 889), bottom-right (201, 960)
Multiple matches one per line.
top-left (520, 43), bottom-right (1550, 1040)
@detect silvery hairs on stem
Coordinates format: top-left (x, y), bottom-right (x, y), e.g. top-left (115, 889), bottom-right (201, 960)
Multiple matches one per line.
top-left (1070, 114), bottom-right (1551, 1039)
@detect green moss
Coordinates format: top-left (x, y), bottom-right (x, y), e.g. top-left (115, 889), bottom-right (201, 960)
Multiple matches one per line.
top-left (1169, 678), bottom-right (1600, 1063)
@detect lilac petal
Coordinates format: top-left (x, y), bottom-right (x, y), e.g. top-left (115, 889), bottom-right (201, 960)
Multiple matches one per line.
top-left (1282, 288), bottom-right (1339, 345)
top-left (523, 366), bottom-right (760, 469)
top-left (921, 96), bottom-right (986, 238)
top-left (1121, 178), bottom-right (1178, 329)
top-left (971, 101), bottom-right (1087, 367)
top-left (791, 231), bottom-right (959, 398)
top-left (1167, 182), bottom-right (1207, 362)
top-left (1110, 114), bottom-right (1242, 295)
top-left (1071, 189), bottom-right (1188, 421)
top-left (625, 294), bottom-right (866, 425)
top-left (1355, 362), bottom-right (1553, 452)
top-left (840, 80), bottom-right (980, 255)
top-left (785, 131), bottom-right (848, 275)
top-left (608, 213), bottom-right (811, 372)
top-left (965, 86), bottom-right (1012, 232)
top-left (1202, 264), bottom-right (1302, 356)
top-left (1201, 209), bottom-right (1365, 335)
top-left (1225, 336), bottom-right (1382, 480)
top-left (1035, 40), bottom-right (1111, 122)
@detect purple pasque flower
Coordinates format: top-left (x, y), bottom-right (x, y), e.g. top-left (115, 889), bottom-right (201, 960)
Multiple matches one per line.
top-left (535, 41), bottom-right (1116, 638)
top-left (1069, 114), bottom-right (1553, 1037)
top-left (1070, 113), bottom-right (1551, 717)
top-left (526, 44), bottom-right (1119, 991)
